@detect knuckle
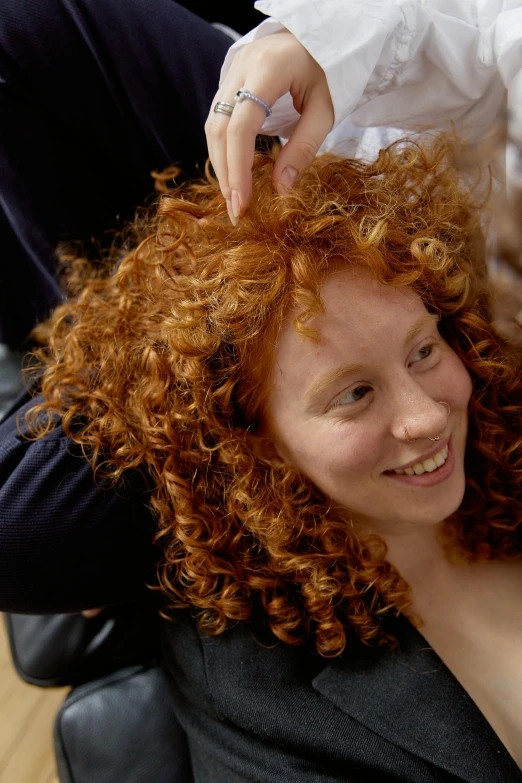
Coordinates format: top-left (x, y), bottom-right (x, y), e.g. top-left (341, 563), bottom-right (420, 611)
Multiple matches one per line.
top-left (226, 123), bottom-right (244, 141)
top-left (206, 117), bottom-right (229, 140)
top-left (293, 138), bottom-right (321, 162)
top-left (296, 138), bottom-right (320, 156)
top-left (227, 121), bottom-right (257, 142)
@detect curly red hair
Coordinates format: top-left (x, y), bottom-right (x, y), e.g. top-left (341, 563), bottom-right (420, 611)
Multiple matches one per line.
top-left (24, 137), bottom-right (522, 657)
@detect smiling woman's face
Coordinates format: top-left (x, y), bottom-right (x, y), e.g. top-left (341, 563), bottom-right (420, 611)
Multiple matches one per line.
top-left (266, 267), bottom-right (473, 535)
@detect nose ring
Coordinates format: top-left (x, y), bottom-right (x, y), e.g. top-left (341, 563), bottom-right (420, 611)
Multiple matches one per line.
top-left (427, 401), bottom-right (451, 441)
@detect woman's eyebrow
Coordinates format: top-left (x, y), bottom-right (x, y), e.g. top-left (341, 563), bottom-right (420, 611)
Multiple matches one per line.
top-left (404, 312), bottom-right (440, 346)
top-left (303, 362), bottom-right (364, 407)
top-left (303, 312), bottom-right (440, 407)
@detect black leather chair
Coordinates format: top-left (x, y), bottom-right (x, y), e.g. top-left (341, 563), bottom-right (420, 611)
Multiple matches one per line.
top-left (4, 606), bottom-right (193, 782)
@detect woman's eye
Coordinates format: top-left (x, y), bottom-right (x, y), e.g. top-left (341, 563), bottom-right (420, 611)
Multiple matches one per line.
top-left (334, 385), bottom-right (371, 407)
top-left (410, 344), bottom-right (434, 363)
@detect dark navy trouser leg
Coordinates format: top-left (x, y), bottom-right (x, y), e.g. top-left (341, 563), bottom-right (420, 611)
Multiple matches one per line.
top-left (0, 0), bottom-right (230, 346)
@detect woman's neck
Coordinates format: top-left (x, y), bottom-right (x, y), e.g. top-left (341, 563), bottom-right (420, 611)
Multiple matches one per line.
top-left (380, 521), bottom-right (460, 614)
top-left (383, 522), bottom-right (522, 628)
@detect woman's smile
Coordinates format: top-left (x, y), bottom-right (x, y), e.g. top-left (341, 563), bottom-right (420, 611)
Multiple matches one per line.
top-left (383, 436), bottom-right (455, 487)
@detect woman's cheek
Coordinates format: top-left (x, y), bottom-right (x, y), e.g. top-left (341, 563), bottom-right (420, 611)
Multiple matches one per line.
top-left (446, 355), bottom-right (473, 410)
top-left (304, 428), bottom-right (373, 490)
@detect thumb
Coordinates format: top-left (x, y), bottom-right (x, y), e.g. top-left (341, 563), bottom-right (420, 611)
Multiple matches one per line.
top-left (273, 87), bottom-right (334, 194)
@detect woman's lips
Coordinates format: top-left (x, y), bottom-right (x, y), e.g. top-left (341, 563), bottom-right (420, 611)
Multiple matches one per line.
top-left (390, 436), bottom-right (450, 473)
top-left (384, 436), bottom-right (455, 487)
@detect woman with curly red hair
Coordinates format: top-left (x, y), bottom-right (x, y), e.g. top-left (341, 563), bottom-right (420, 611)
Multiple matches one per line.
top-left (1, 136), bottom-right (522, 780)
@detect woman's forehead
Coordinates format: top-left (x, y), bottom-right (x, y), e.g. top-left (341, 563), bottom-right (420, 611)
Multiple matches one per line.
top-left (284, 267), bottom-right (426, 348)
top-left (320, 266), bottom-right (421, 312)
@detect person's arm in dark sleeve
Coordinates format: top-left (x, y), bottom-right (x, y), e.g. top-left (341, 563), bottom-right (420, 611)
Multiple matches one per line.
top-left (0, 389), bottom-right (159, 614)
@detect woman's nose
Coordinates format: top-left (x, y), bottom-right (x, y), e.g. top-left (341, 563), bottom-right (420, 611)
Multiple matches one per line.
top-left (391, 392), bottom-right (450, 443)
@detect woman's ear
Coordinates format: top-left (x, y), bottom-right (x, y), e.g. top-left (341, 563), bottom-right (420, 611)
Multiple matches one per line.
top-left (250, 434), bottom-right (287, 468)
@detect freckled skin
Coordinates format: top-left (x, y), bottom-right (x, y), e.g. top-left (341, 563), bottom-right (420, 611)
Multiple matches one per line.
top-left (267, 267), bottom-right (473, 536)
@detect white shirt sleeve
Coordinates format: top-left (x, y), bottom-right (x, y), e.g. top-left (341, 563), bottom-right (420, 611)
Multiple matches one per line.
top-left (220, 0), bottom-right (522, 148)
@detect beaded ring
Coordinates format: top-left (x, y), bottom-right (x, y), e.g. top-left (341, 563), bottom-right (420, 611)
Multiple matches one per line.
top-left (235, 89), bottom-right (272, 118)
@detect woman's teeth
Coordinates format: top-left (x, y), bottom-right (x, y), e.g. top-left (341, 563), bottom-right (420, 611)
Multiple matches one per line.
top-left (393, 444), bottom-right (448, 475)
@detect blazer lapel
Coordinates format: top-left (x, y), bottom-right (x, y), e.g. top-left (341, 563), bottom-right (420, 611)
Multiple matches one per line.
top-left (312, 617), bottom-right (522, 782)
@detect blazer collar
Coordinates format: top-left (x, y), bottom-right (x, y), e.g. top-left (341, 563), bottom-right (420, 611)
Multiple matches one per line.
top-left (312, 617), bottom-right (522, 782)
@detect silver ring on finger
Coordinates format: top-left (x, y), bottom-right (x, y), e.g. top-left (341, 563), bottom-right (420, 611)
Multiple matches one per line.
top-left (234, 89), bottom-right (272, 118)
top-left (213, 101), bottom-right (235, 117)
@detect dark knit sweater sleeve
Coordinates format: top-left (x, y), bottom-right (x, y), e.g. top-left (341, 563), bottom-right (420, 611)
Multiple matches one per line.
top-left (0, 390), bottom-right (158, 614)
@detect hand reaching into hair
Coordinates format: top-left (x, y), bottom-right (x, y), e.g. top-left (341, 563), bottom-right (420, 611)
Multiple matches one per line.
top-left (205, 31), bottom-right (334, 224)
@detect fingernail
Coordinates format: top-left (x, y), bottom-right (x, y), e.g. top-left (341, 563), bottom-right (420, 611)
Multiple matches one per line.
top-left (231, 190), bottom-right (241, 219)
top-left (82, 608), bottom-right (103, 618)
top-left (276, 166), bottom-right (298, 195)
top-left (226, 198), bottom-right (238, 227)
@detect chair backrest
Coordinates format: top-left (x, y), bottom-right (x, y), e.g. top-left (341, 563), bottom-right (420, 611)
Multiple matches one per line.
top-left (5, 609), bottom-right (193, 781)
top-left (54, 663), bottom-right (193, 783)
top-left (5, 603), bottom-right (159, 687)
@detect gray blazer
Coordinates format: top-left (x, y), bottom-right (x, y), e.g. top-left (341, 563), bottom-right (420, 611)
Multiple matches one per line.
top-left (161, 613), bottom-right (522, 783)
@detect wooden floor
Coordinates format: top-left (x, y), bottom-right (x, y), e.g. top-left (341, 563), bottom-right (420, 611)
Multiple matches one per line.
top-left (0, 616), bottom-right (68, 783)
